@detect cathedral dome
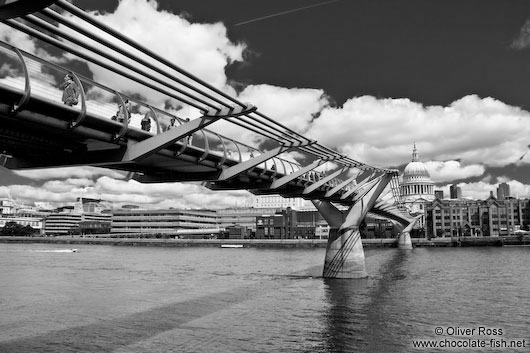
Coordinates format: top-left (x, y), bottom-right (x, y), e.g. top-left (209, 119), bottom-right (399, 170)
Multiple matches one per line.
top-left (403, 161), bottom-right (430, 179)
top-left (402, 144), bottom-right (431, 183)
top-left (400, 144), bottom-right (434, 202)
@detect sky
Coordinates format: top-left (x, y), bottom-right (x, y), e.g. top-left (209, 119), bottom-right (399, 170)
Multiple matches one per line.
top-left (2, 0), bottom-right (530, 208)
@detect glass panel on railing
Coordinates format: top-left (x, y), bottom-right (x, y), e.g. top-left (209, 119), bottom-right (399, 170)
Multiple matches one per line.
top-left (190, 130), bottom-right (205, 150)
top-left (282, 160), bottom-right (292, 175)
top-left (0, 45), bottom-right (25, 91)
top-left (224, 139), bottom-right (241, 161)
top-left (84, 83), bottom-right (120, 121)
top-left (204, 131), bottom-right (224, 157)
top-left (265, 158), bottom-right (277, 172)
top-left (24, 55), bottom-right (65, 104)
top-left (123, 97), bottom-right (147, 131)
top-left (241, 146), bottom-right (259, 162)
top-left (156, 110), bottom-right (178, 133)
top-left (132, 103), bottom-right (156, 134)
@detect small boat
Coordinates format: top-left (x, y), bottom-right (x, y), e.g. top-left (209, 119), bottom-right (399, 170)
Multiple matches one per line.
top-left (220, 244), bottom-right (243, 248)
top-left (31, 249), bottom-right (78, 253)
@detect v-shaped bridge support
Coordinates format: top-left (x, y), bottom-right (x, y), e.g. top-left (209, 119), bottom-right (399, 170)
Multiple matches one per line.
top-left (312, 172), bottom-right (393, 278)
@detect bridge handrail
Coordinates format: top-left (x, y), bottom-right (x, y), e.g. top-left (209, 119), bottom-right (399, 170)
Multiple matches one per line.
top-left (0, 40), bottom-right (345, 184)
top-left (8, 3), bottom-right (394, 175)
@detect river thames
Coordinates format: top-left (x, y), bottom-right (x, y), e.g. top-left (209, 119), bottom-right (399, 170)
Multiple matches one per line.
top-left (0, 243), bottom-right (528, 352)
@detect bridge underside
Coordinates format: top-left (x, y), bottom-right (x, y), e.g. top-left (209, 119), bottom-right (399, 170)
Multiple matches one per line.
top-left (0, 0), bottom-right (413, 278)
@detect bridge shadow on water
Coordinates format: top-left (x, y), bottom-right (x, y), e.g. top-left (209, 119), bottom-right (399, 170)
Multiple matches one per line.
top-left (0, 250), bottom-right (413, 353)
top-left (0, 282), bottom-right (275, 353)
top-left (321, 249), bottom-right (414, 353)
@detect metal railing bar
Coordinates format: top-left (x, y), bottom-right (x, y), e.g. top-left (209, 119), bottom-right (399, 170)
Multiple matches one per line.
top-left (25, 14), bottom-right (214, 111)
top-left (56, 0), bottom-right (246, 109)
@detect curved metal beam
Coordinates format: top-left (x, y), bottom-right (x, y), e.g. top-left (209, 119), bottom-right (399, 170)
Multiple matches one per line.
top-left (10, 47), bottom-right (30, 113)
top-left (68, 71), bottom-right (87, 129)
top-left (0, 0), bottom-right (57, 20)
top-left (113, 92), bottom-right (129, 141)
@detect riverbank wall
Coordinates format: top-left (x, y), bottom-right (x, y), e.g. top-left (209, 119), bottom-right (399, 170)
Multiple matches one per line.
top-left (1, 235), bottom-right (529, 248)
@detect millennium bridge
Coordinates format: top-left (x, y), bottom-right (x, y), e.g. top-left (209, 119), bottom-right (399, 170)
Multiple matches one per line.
top-left (0, 0), bottom-right (417, 278)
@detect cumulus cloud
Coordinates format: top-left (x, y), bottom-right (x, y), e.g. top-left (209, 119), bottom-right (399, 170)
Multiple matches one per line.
top-left (511, 18), bottom-right (530, 49)
top-left (13, 167), bottom-right (126, 180)
top-left (442, 178), bottom-right (530, 200)
top-left (60, 0), bottom-right (246, 110)
top-left (307, 95), bottom-right (530, 168)
top-left (2, 175), bottom-right (253, 209)
top-left (237, 84), bottom-right (328, 133)
top-left (0, 22), bottom-right (38, 54)
top-left (424, 160), bottom-right (485, 183)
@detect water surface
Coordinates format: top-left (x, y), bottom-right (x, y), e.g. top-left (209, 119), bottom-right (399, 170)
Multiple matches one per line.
top-left (0, 243), bottom-right (528, 352)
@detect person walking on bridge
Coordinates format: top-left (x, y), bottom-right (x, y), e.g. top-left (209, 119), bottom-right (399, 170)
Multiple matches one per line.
top-left (141, 112), bottom-right (152, 132)
top-left (61, 74), bottom-right (79, 106)
top-left (116, 99), bottom-right (131, 123)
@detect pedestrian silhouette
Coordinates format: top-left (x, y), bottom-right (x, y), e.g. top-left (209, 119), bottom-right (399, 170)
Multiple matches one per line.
top-left (166, 117), bottom-right (176, 131)
top-left (61, 74), bottom-right (79, 106)
top-left (116, 99), bottom-right (131, 123)
top-left (141, 113), bottom-right (152, 132)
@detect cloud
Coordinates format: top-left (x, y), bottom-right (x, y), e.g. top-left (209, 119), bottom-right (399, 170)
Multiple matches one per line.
top-left (424, 160), bottom-right (485, 183)
top-left (13, 167), bottom-right (126, 180)
top-left (442, 178), bottom-right (530, 200)
top-left (307, 95), bottom-right (530, 168)
top-left (0, 23), bottom-right (38, 54)
top-left (237, 84), bottom-right (328, 133)
top-left (511, 18), bottom-right (530, 49)
top-left (63, 0), bottom-right (246, 109)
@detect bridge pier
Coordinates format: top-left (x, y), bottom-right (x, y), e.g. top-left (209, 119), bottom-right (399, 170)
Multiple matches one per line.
top-left (397, 231), bottom-right (413, 250)
top-left (312, 173), bottom-right (392, 279)
top-left (396, 215), bottom-right (420, 250)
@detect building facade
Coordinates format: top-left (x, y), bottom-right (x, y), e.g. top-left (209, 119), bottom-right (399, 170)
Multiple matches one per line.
top-left (497, 182), bottom-right (510, 200)
top-left (44, 212), bottom-right (112, 236)
top-left (110, 208), bottom-right (220, 237)
top-left (253, 195), bottom-right (315, 211)
top-left (217, 207), bottom-right (281, 236)
top-left (425, 197), bottom-right (530, 237)
top-left (450, 184), bottom-right (462, 199)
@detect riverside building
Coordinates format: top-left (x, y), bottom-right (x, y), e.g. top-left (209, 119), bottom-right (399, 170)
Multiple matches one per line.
top-left (425, 196), bottom-right (530, 237)
top-left (43, 206), bottom-right (111, 236)
top-left (110, 208), bottom-right (220, 237)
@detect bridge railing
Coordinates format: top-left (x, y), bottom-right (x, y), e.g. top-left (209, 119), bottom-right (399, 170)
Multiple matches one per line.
top-left (0, 40), bottom-right (328, 183)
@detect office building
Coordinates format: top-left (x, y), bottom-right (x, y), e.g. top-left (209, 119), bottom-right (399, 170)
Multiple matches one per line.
top-left (450, 184), bottom-right (462, 199)
top-left (497, 182), bottom-right (510, 200)
top-left (110, 208), bottom-right (220, 237)
top-left (425, 197), bottom-right (530, 237)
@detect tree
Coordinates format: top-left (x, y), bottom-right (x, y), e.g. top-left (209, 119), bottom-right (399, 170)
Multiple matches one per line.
top-left (0, 221), bottom-right (36, 236)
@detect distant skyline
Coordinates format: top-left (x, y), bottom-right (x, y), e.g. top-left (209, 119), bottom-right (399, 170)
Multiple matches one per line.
top-left (2, 0), bottom-right (530, 207)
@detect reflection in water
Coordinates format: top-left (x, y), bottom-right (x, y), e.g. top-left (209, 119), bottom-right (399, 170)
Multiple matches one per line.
top-left (323, 250), bottom-right (412, 353)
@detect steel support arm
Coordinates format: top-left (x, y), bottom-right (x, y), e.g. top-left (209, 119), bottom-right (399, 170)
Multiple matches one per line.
top-left (123, 104), bottom-right (255, 161)
top-left (217, 140), bottom-right (313, 181)
top-left (339, 171), bottom-right (379, 200)
top-left (325, 174), bottom-right (358, 198)
top-left (268, 159), bottom-right (324, 189)
top-left (348, 173), bottom-right (385, 202)
top-left (303, 167), bottom-right (347, 195)
top-left (122, 114), bottom-right (219, 161)
top-left (311, 200), bottom-right (344, 229)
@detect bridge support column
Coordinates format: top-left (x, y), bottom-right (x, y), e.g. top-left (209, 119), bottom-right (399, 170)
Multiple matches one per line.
top-left (396, 215), bottom-right (420, 250)
top-left (397, 231), bottom-right (413, 250)
top-left (312, 173), bottom-right (392, 279)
